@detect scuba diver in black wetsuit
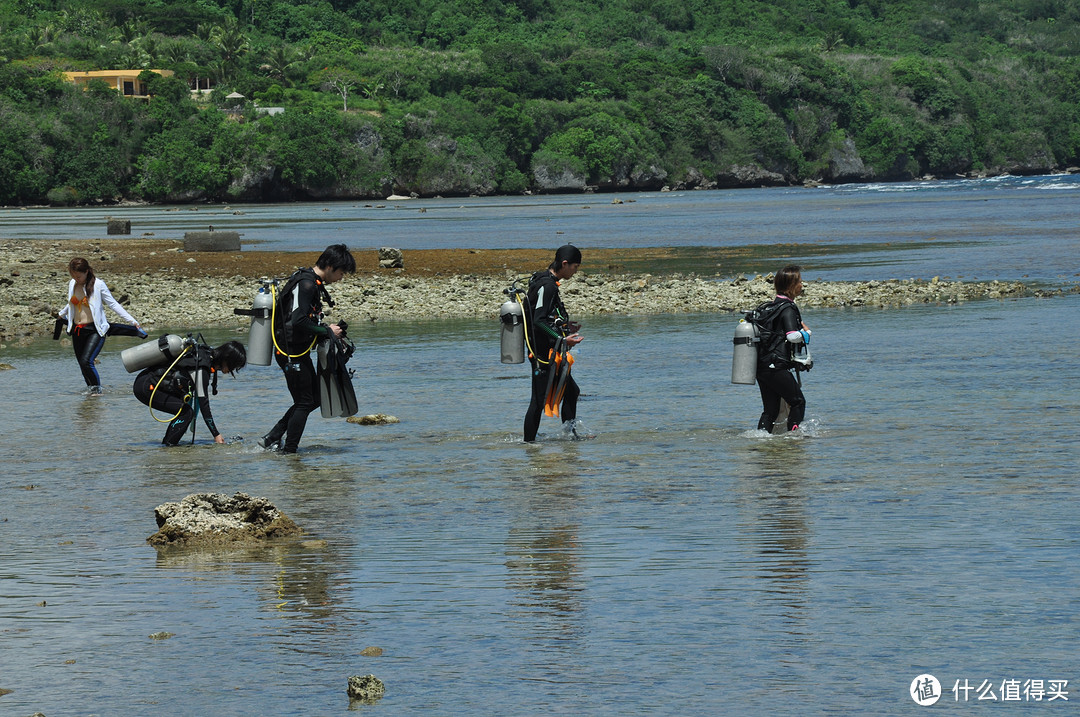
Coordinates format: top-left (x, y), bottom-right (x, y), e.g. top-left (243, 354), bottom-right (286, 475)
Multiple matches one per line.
top-left (132, 341), bottom-right (247, 446)
top-left (524, 244), bottom-right (584, 442)
top-left (755, 265), bottom-right (812, 433)
top-left (259, 244), bottom-right (356, 454)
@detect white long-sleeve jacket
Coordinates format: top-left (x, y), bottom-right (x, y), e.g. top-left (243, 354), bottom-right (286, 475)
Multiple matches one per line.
top-left (58, 278), bottom-right (139, 337)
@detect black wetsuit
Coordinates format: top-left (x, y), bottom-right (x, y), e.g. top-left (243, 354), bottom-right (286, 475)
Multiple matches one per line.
top-left (523, 270), bottom-right (580, 441)
top-left (755, 297), bottom-right (806, 432)
top-left (264, 268), bottom-right (333, 453)
top-left (132, 347), bottom-right (220, 446)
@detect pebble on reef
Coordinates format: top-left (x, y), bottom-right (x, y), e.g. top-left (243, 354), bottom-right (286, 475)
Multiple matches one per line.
top-left (147, 492), bottom-right (302, 547)
top-left (347, 414), bottom-right (400, 425)
top-left (347, 674), bottom-right (385, 704)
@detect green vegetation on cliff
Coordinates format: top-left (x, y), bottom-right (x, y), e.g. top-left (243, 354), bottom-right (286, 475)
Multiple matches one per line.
top-left (2, 0), bottom-right (1079, 203)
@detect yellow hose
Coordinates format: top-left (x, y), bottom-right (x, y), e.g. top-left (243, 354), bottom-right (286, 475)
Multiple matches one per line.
top-left (149, 346), bottom-right (192, 423)
top-left (270, 281), bottom-right (317, 359)
top-left (516, 286), bottom-right (551, 366)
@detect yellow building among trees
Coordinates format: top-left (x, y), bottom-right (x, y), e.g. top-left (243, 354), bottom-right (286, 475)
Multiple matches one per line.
top-left (62, 69), bottom-right (174, 98)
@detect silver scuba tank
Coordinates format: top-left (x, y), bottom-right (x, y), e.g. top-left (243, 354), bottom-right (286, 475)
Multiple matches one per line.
top-left (731, 319), bottom-right (759, 385)
top-left (500, 300), bottom-right (525, 364)
top-left (246, 287), bottom-right (275, 366)
top-left (121, 334), bottom-right (189, 373)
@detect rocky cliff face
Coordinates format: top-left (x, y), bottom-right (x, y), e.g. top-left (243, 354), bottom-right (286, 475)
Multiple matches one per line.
top-left (824, 138), bottom-right (875, 184)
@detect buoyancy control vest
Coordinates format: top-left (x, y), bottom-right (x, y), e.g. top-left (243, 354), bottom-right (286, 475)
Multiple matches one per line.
top-left (145, 344), bottom-right (217, 398)
top-left (274, 268), bottom-right (332, 351)
top-left (526, 270), bottom-right (570, 360)
top-left (748, 298), bottom-right (803, 370)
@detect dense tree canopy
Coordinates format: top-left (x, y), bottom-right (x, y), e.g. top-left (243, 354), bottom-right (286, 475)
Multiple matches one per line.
top-left (1, 0), bottom-right (1079, 203)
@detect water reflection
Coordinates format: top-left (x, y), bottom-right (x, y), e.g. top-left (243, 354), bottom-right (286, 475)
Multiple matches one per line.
top-left (736, 442), bottom-right (812, 630)
top-left (153, 540), bottom-right (342, 622)
top-left (504, 449), bottom-right (586, 650)
top-left (72, 392), bottom-right (106, 439)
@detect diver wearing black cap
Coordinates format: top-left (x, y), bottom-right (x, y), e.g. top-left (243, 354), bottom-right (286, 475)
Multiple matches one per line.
top-left (132, 341), bottom-right (247, 446)
top-left (524, 244), bottom-right (584, 442)
top-left (260, 244), bottom-right (356, 453)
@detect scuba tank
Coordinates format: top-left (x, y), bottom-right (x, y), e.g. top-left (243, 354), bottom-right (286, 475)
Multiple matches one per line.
top-left (245, 285), bottom-right (275, 366)
top-left (499, 298), bottom-right (525, 364)
top-left (731, 319), bottom-right (759, 385)
top-left (121, 334), bottom-right (190, 373)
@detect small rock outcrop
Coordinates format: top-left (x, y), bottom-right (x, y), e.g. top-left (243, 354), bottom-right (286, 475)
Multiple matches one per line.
top-left (824, 137), bottom-right (874, 183)
top-left (107, 218), bottom-right (131, 235)
top-left (347, 674), bottom-right (385, 704)
top-left (147, 492), bottom-right (301, 547)
top-left (378, 247), bottom-right (404, 269)
top-left (713, 164), bottom-right (788, 188)
top-left (183, 231), bottom-right (241, 252)
top-left (347, 414), bottom-right (400, 425)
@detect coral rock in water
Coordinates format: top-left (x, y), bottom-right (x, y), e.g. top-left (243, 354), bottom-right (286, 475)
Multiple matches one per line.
top-left (347, 674), bottom-right (385, 703)
top-left (148, 492), bottom-right (302, 547)
top-left (347, 414), bottom-right (400, 425)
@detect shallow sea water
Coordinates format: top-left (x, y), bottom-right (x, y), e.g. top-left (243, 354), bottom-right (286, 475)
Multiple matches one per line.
top-left (4, 173), bottom-right (1080, 284)
top-left (2, 293), bottom-right (1078, 715)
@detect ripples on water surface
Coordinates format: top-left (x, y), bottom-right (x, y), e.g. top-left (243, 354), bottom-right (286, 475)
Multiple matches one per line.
top-left (2, 295), bottom-right (1078, 714)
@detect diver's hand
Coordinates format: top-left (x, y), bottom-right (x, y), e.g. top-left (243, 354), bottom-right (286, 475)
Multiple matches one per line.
top-left (565, 333), bottom-right (583, 347)
top-left (214, 434), bottom-right (226, 444)
top-left (329, 323), bottom-right (344, 338)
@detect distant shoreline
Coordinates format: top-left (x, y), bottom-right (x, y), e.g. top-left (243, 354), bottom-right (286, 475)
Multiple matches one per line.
top-left (0, 238), bottom-right (1056, 345)
top-left (2, 168), bottom-right (1079, 211)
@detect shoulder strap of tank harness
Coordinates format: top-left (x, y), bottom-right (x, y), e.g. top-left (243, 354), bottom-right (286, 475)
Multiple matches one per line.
top-left (745, 299), bottom-right (794, 355)
top-left (270, 269), bottom-right (322, 358)
top-left (526, 270), bottom-right (547, 296)
top-left (745, 298), bottom-right (791, 327)
top-left (747, 299), bottom-right (797, 337)
top-left (275, 268), bottom-right (335, 314)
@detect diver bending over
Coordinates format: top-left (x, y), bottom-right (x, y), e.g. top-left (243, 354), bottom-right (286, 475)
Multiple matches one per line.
top-left (133, 341), bottom-right (247, 446)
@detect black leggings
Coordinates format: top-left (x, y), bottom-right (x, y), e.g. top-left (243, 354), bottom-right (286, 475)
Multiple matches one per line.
top-left (266, 353), bottom-right (319, 453)
top-left (757, 368), bottom-right (806, 432)
top-left (70, 323), bottom-right (145, 387)
top-left (524, 361), bottom-right (579, 442)
top-left (133, 371), bottom-right (195, 446)
top-left (71, 324), bottom-right (105, 387)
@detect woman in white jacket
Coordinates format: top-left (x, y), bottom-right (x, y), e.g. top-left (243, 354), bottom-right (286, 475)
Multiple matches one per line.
top-left (57, 257), bottom-right (146, 394)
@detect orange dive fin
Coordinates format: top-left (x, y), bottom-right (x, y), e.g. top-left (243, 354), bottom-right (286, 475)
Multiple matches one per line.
top-left (552, 351), bottom-right (574, 409)
top-left (545, 349), bottom-right (563, 417)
